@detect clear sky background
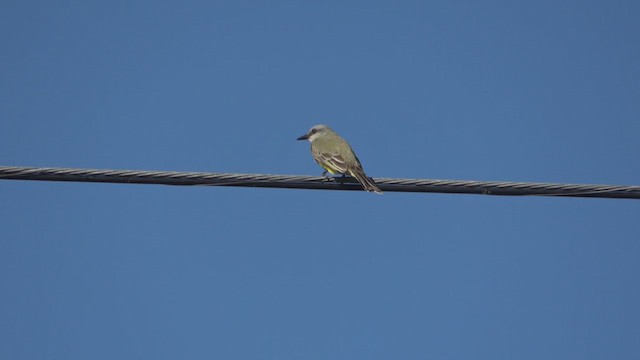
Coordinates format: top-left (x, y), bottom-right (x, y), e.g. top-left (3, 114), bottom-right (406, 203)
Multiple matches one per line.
top-left (1, 1), bottom-right (639, 359)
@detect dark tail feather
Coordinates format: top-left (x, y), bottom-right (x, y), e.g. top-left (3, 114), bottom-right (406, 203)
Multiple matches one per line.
top-left (349, 168), bottom-right (383, 194)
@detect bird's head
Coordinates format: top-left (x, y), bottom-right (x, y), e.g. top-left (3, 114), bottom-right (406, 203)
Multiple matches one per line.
top-left (297, 124), bottom-right (331, 142)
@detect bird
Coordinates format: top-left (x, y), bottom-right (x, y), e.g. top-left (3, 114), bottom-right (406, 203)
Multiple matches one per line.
top-left (297, 124), bottom-right (382, 194)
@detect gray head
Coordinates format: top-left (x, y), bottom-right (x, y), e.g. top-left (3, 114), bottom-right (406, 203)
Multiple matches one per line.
top-left (296, 124), bottom-right (334, 142)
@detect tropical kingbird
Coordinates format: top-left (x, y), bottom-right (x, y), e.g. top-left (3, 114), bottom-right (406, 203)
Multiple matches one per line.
top-left (297, 124), bottom-right (383, 194)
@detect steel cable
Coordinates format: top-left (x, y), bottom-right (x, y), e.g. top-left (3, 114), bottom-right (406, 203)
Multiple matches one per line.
top-left (1, 166), bottom-right (639, 199)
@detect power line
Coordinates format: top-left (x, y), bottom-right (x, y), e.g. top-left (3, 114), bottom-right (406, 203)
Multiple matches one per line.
top-left (0, 165), bottom-right (638, 199)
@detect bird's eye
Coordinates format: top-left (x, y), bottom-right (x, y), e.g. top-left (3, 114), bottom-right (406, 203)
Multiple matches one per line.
top-left (311, 129), bottom-right (317, 134)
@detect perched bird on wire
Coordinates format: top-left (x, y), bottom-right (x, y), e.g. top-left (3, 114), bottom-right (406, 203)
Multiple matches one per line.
top-left (297, 124), bottom-right (382, 194)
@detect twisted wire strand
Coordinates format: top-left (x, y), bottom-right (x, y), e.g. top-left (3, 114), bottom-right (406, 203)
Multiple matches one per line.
top-left (1, 166), bottom-right (639, 199)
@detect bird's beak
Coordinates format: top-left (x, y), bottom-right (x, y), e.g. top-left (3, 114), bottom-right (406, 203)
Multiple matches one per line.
top-left (297, 133), bottom-right (309, 141)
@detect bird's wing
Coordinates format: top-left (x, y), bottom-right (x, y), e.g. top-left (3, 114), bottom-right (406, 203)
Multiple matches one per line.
top-left (312, 149), bottom-right (349, 174)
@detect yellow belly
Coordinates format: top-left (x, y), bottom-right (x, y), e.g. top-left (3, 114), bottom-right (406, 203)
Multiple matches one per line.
top-left (318, 161), bottom-right (341, 174)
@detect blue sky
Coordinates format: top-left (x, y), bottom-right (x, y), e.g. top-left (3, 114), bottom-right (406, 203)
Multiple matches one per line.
top-left (1, 1), bottom-right (639, 359)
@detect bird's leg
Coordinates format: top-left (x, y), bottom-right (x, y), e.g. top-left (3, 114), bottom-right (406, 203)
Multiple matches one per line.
top-left (321, 170), bottom-right (332, 182)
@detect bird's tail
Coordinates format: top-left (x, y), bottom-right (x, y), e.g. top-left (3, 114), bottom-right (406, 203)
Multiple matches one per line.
top-left (349, 168), bottom-right (383, 194)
